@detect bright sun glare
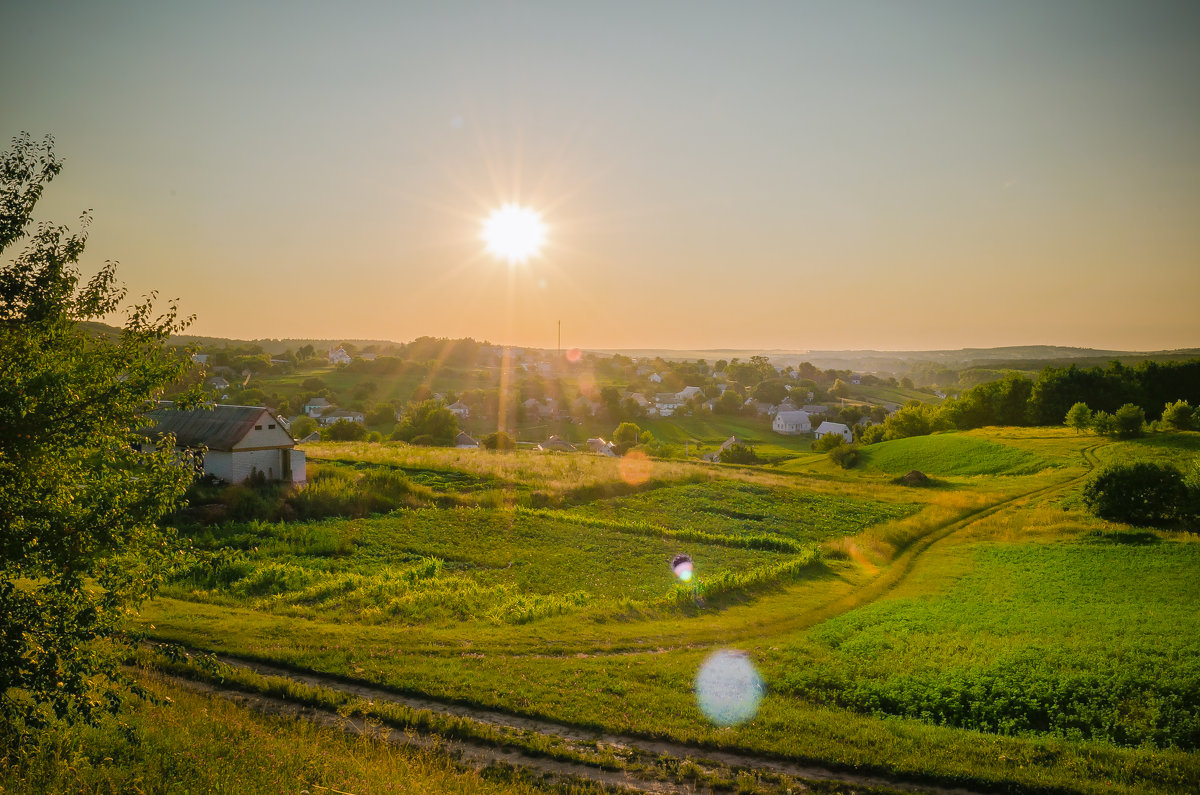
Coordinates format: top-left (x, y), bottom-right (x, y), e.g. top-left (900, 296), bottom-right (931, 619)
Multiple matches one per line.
top-left (481, 204), bottom-right (546, 265)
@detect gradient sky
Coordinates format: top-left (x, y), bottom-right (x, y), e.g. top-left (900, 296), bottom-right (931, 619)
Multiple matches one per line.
top-left (4, 1), bottom-right (1198, 351)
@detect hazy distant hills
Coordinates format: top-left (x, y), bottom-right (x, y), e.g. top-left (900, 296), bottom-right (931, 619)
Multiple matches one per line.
top-left (79, 322), bottom-right (1197, 374)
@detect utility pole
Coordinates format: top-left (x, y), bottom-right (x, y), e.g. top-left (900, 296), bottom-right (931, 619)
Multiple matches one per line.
top-left (557, 319), bottom-right (561, 357)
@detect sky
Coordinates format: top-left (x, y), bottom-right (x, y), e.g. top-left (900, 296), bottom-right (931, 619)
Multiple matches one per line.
top-left (3, 1), bottom-right (1199, 352)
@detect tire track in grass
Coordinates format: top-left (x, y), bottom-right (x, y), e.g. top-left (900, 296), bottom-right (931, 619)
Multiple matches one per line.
top-left (149, 656), bottom-right (991, 795)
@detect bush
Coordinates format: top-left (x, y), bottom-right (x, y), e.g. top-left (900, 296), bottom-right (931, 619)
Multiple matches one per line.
top-left (813, 433), bottom-right (846, 452)
top-left (718, 443), bottom-right (759, 465)
top-left (1113, 403), bottom-right (1146, 438)
top-left (1162, 400), bottom-right (1196, 431)
top-left (1082, 463), bottom-right (1189, 526)
top-left (326, 419), bottom-right (368, 441)
top-left (828, 444), bottom-right (859, 469)
top-left (1064, 401), bottom-right (1092, 433)
top-left (481, 431), bottom-right (516, 450)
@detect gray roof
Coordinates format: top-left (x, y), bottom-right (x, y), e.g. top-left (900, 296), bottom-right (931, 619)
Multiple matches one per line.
top-left (141, 404), bottom-right (287, 451)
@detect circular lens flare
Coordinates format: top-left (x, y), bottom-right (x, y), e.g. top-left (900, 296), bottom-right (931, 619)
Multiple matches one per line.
top-left (482, 204), bottom-right (546, 265)
top-left (671, 554), bottom-right (694, 582)
top-left (695, 650), bottom-right (765, 727)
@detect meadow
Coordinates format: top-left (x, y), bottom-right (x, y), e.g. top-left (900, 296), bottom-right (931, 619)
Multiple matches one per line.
top-left (78, 427), bottom-right (1200, 792)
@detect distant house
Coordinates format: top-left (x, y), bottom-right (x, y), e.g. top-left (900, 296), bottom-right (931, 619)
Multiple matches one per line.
top-left (851, 375), bottom-right (862, 385)
top-left (627, 392), bottom-right (650, 408)
top-left (744, 399), bottom-right (772, 417)
top-left (655, 393), bottom-right (682, 416)
top-left (676, 386), bottom-right (702, 401)
top-left (304, 397), bottom-right (331, 417)
top-left (318, 409), bottom-right (365, 427)
top-left (773, 410), bottom-right (812, 435)
top-left (299, 431), bottom-right (322, 443)
top-left (586, 437), bottom-right (617, 456)
top-left (538, 435), bottom-right (576, 452)
top-left (360, 352), bottom-right (377, 361)
top-left (190, 354), bottom-right (209, 365)
top-left (801, 404), bottom-right (828, 415)
top-left (777, 397), bottom-right (799, 412)
top-left (139, 403), bottom-right (305, 484)
top-left (447, 400), bottom-right (471, 419)
top-left (328, 346), bottom-right (352, 365)
top-left (206, 376), bottom-right (230, 390)
top-left (704, 434), bottom-right (749, 462)
top-left (455, 431), bottom-right (480, 449)
top-left (814, 421), bottom-right (853, 443)
top-left (648, 373), bottom-right (663, 383)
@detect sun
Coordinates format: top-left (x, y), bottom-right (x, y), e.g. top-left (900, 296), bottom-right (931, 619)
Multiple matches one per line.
top-left (481, 204), bottom-right (546, 265)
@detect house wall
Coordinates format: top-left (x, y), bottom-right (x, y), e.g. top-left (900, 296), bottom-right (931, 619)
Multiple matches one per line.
top-left (231, 448), bottom-right (288, 483)
top-left (202, 451), bottom-right (235, 482)
top-left (232, 412), bottom-right (295, 450)
top-left (290, 449), bottom-right (306, 483)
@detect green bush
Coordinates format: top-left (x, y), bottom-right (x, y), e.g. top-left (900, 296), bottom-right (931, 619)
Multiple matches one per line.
top-left (718, 443), bottom-right (758, 465)
top-left (325, 419), bottom-right (368, 441)
top-left (813, 433), bottom-right (846, 452)
top-left (1113, 403), bottom-right (1146, 438)
top-left (1162, 400), bottom-right (1196, 431)
top-left (481, 431), bottom-right (516, 450)
top-left (828, 444), bottom-right (860, 469)
top-left (1082, 463), bottom-right (1189, 526)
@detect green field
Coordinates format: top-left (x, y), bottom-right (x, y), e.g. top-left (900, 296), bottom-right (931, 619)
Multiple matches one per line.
top-left (859, 431), bottom-right (1066, 476)
top-left (101, 427), bottom-right (1200, 793)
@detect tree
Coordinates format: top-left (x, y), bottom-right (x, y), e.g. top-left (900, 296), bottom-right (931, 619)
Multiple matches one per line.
top-left (718, 443), bottom-right (759, 464)
top-left (325, 419), bottom-right (368, 441)
top-left (1162, 400), bottom-right (1195, 431)
top-left (1113, 403), bottom-right (1146, 439)
top-left (481, 430), bottom-right (516, 450)
top-left (1091, 410), bottom-right (1117, 436)
top-left (830, 378), bottom-right (851, 399)
top-left (393, 399), bottom-right (458, 445)
top-left (1083, 463), bottom-right (1188, 526)
top-left (1, 134), bottom-right (196, 746)
top-left (1064, 402), bottom-right (1092, 433)
top-left (613, 421), bottom-right (642, 449)
top-left (290, 415), bottom-right (318, 439)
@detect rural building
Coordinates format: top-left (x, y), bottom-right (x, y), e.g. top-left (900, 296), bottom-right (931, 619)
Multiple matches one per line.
top-left (455, 431), bottom-right (480, 449)
top-left (676, 386), bottom-right (703, 401)
top-left (328, 346), bottom-right (352, 365)
top-left (206, 376), bottom-right (230, 390)
top-left (139, 403), bottom-right (305, 484)
top-left (447, 400), bottom-right (471, 419)
top-left (304, 397), bottom-right (331, 416)
top-left (773, 410), bottom-right (812, 435)
top-left (538, 435), bottom-right (576, 452)
top-left (655, 393), bottom-right (682, 416)
top-left (704, 434), bottom-right (749, 462)
top-left (648, 373), bottom-right (662, 383)
top-left (586, 437), bottom-right (617, 456)
top-left (814, 421), bottom-right (853, 443)
top-left (627, 392), bottom-right (650, 408)
top-left (318, 409), bottom-right (365, 427)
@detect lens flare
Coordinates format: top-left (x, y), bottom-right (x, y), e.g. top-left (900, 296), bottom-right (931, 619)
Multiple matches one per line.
top-left (566, 347), bottom-right (582, 363)
top-left (695, 650), bottom-right (764, 727)
top-left (618, 450), bottom-right (652, 486)
top-left (671, 554), bottom-right (693, 582)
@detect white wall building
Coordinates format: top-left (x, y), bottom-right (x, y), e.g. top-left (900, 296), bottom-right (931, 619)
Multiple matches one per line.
top-left (773, 410), bottom-right (812, 435)
top-left (140, 403), bottom-right (305, 484)
top-left (814, 421), bottom-right (853, 443)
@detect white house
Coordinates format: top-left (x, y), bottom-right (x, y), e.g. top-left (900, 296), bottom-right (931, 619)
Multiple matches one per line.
top-left (648, 373), bottom-right (663, 383)
top-left (773, 410), bottom-right (812, 435)
top-left (140, 403), bottom-right (305, 484)
top-left (304, 397), bottom-right (331, 417)
top-left (676, 386), bottom-right (703, 401)
top-left (328, 346), bottom-right (352, 365)
top-left (586, 437), bottom-right (617, 456)
top-left (447, 400), bottom-right (470, 419)
top-left (318, 409), bottom-right (365, 427)
top-left (814, 421), bottom-right (853, 443)
top-left (206, 376), bottom-right (230, 390)
top-left (655, 393), bottom-right (682, 416)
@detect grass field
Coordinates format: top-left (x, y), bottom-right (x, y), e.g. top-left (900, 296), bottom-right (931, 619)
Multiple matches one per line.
top-left (120, 427), bottom-right (1200, 793)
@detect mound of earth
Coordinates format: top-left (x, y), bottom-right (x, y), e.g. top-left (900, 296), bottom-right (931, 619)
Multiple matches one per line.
top-left (895, 470), bottom-right (935, 487)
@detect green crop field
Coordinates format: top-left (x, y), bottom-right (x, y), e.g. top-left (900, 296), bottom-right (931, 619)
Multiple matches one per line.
top-left (105, 426), bottom-right (1200, 793)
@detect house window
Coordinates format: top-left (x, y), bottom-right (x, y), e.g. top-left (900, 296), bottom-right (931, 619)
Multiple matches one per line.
top-left (255, 425), bottom-right (263, 430)
top-left (268, 424), bottom-right (275, 429)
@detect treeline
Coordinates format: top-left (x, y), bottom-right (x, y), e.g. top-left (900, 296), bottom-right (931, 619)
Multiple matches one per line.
top-left (858, 360), bottom-right (1200, 444)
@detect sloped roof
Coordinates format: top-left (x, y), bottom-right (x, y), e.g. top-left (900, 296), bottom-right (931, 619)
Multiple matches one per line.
top-left (774, 410), bottom-right (811, 423)
top-left (141, 404), bottom-right (281, 451)
top-left (815, 421), bottom-right (851, 435)
top-left (719, 434), bottom-right (746, 451)
top-left (455, 431), bottom-right (478, 446)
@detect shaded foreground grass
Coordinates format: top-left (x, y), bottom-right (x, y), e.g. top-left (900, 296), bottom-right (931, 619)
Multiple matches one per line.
top-left (0, 672), bottom-right (557, 795)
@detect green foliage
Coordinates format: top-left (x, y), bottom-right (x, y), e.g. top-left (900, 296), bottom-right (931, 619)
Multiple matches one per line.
top-left (1064, 401), bottom-right (1092, 432)
top-left (828, 444), bottom-right (860, 469)
top-left (813, 432), bottom-right (846, 452)
top-left (717, 443), bottom-right (758, 464)
top-left (880, 400), bottom-right (951, 441)
top-left (1083, 463), bottom-right (1190, 526)
top-left (1092, 410), bottom-right (1117, 435)
top-left (1113, 403), bottom-right (1146, 438)
top-left (290, 414), bottom-right (317, 439)
top-left (393, 399), bottom-right (458, 446)
top-left (1161, 400), bottom-right (1195, 431)
top-left (325, 418), bottom-right (368, 441)
top-left (612, 421), bottom-right (642, 447)
top-left (0, 133), bottom-right (195, 746)
top-left (776, 542), bottom-right (1200, 750)
top-left (480, 430), bottom-right (516, 450)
